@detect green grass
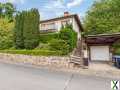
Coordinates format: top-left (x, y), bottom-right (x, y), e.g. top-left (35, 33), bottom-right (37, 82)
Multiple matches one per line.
top-left (0, 50), bottom-right (63, 56)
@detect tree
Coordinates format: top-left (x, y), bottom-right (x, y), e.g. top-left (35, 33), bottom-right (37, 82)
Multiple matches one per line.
top-left (0, 2), bottom-right (15, 20)
top-left (23, 9), bottom-right (40, 49)
top-left (14, 8), bottom-right (40, 49)
top-left (59, 24), bottom-right (77, 52)
top-left (83, 0), bottom-right (120, 35)
top-left (14, 13), bottom-right (24, 49)
top-left (4, 3), bottom-right (15, 20)
top-left (0, 18), bottom-right (14, 49)
top-left (0, 3), bottom-right (3, 17)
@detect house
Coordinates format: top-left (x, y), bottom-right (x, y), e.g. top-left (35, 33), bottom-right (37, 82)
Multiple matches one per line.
top-left (39, 12), bottom-right (83, 39)
top-left (39, 12), bottom-right (84, 65)
top-left (40, 12), bottom-right (120, 67)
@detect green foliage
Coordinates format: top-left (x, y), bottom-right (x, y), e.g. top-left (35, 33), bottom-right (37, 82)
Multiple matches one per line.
top-left (113, 43), bottom-right (120, 49)
top-left (49, 39), bottom-right (69, 55)
top-left (0, 2), bottom-right (15, 21)
top-left (34, 43), bottom-right (50, 50)
top-left (14, 8), bottom-right (40, 49)
top-left (14, 13), bottom-right (24, 49)
top-left (84, 0), bottom-right (120, 35)
top-left (112, 42), bottom-right (120, 55)
top-left (39, 24), bottom-right (77, 55)
top-left (23, 9), bottom-right (39, 49)
top-left (59, 24), bottom-right (77, 51)
top-left (0, 3), bottom-right (78, 56)
top-left (0, 3), bottom-right (15, 50)
top-left (0, 50), bottom-right (63, 56)
top-left (114, 48), bottom-right (120, 55)
top-left (83, 0), bottom-right (120, 55)
top-left (0, 18), bottom-right (14, 49)
top-left (39, 33), bottom-right (59, 43)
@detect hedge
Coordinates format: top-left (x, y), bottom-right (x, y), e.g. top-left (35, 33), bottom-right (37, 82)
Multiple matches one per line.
top-left (39, 33), bottom-right (59, 43)
top-left (0, 50), bottom-right (63, 56)
top-left (49, 39), bottom-right (69, 55)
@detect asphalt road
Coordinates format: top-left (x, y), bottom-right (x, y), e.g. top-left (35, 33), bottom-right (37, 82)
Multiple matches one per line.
top-left (0, 62), bottom-right (118, 90)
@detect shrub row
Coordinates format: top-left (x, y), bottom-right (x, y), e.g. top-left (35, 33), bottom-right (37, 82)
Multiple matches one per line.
top-left (49, 39), bottom-right (69, 55)
top-left (0, 50), bottom-right (63, 56)
top-left (39, 33), bottom-right (59, 43)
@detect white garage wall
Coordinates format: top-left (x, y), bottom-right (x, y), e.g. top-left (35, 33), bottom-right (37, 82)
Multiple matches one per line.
top-left (90, 46), bottom-right (110, 61)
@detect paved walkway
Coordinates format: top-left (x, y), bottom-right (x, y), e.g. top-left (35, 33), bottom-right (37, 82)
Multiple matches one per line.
top-left (89, 62), bottom-right (118, 71)
top-left (86, 62), bottom-right (120, 78)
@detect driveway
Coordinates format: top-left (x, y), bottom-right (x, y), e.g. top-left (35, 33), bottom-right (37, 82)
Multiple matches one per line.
top-left (0, 62), bottom-right (118, 90)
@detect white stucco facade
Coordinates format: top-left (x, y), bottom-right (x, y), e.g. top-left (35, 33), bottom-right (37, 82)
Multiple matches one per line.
top-left (72, 17), bottom-right (81, 39)
top-left (39, 16), bottom-right (81, 39)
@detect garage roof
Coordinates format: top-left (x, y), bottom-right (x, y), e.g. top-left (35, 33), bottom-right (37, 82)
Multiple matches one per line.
top-left (85, 33), bottom-right (120, 45)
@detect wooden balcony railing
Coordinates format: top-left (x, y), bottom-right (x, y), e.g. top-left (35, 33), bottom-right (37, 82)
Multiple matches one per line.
top-left (40, 29), bottom-right (57, 33)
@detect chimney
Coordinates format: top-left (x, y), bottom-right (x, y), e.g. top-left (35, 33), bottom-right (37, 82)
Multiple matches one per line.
top-left (64, 12), bottom-right (69, 17)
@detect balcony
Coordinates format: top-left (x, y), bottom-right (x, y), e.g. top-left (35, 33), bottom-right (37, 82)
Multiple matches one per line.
top-left (40, 23), bottom-right (57, 33)
top-left (40, 28), bottom-right (57, 33)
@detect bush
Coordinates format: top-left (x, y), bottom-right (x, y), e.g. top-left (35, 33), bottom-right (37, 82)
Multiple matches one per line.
top-left (14, 13), bottom-right (24, 49)
top-left (49, 39), bottom-right (69, 55)
top-left (14, 8), bottom-right (40, 49)
top-left (23, 9), bottom-right (40, 49)
top-left (39, 33), bottom-right (59, 43)
top-left (114, 48), bottom-right (120, 55)
top-left (0, 37), bottom-right (13, 50)
top-left (113, 42), bottom-right (120, 55)
top-left (0, 18), bottom-right (14, 50)
top-left (0, 50), bottom-right (63, 56)
top-left (34, 43), bottom-right (50, 50)
top-left (59, 24), bottom-right (77, 51)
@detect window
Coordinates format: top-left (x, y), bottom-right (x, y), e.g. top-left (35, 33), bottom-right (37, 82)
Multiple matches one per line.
top-left (47, 23), bottom-right (55, 29)
top-left (61, 19), bottom-right (70, 26)
top-left (41, 22), bottom-right (56, 30)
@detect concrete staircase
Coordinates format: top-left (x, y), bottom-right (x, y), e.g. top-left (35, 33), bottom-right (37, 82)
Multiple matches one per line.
top-left (69, 39), bottom-right (84, 67)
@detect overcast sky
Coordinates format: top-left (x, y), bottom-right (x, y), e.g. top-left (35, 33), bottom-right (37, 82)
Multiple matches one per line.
top-left (0, 0), bottom-right (95, 20)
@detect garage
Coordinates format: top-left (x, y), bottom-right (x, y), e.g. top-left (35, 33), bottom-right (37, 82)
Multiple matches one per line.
top-left (85, 33), bottom-right (120, 62)
top-left (90, 46), bottom-right (110, 61)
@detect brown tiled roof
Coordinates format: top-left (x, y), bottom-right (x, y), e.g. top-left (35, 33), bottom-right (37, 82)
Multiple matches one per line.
top-left (86, 33), bottom-right (120, 45)
top-left (40, 14), bottom-right (84, 31)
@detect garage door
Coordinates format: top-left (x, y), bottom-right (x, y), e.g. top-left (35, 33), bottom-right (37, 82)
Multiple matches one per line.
top-left (90, 46), bottom-right (110, 61)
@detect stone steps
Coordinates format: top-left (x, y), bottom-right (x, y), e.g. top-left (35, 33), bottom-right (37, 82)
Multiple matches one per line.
top-left (69, 55), bottom-right (83, 67)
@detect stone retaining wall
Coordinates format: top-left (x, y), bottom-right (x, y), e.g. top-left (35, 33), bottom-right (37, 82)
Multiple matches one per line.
top-left (0, 53), bottom-right (74, 68)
